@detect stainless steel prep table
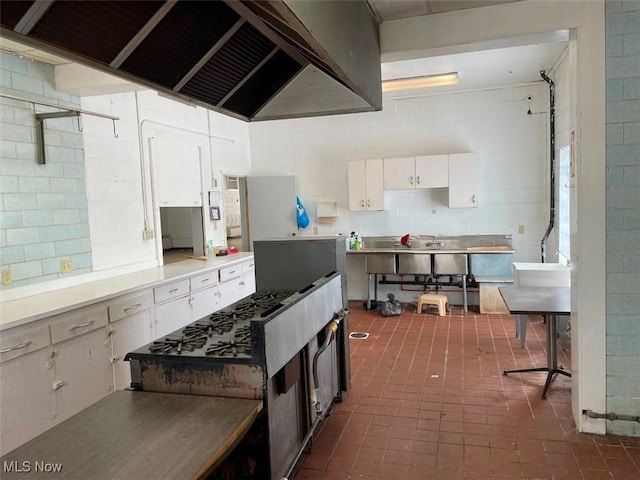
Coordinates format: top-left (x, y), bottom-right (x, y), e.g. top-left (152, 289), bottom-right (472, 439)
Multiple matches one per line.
top-left (499, 286), bottom-right (571, 398)
top-left (0, 390), bottom-right (262, 479)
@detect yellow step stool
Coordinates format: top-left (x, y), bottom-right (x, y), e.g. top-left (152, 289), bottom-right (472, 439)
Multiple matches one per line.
top-left (417, 294), bottom-right (449, 316)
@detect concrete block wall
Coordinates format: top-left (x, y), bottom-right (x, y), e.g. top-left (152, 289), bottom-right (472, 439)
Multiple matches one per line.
top-left (250, 84), bottom-right (549, 262)
top-left (0, 53), bottom-right (91, 289)
top-left (605, 0), bottom-right (640, 437)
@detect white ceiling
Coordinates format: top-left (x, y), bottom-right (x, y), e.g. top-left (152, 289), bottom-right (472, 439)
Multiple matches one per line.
top-left (0, 0), bottom-right (568, 99)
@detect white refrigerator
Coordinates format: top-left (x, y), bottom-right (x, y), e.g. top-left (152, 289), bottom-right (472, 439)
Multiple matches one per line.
top-left (239, 175), bottom-right (299, 251)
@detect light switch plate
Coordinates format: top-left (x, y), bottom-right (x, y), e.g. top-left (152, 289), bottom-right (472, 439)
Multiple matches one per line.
top-left (2, 268), bottom-right (11, 285)
top-left (61, 259), bottom-right (72, 273)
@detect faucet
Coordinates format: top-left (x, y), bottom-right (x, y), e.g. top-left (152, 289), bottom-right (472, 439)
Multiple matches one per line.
top-left (426, 235), bottom-right (446, 248)
top-left (556, 250), bottom-right (571, 267)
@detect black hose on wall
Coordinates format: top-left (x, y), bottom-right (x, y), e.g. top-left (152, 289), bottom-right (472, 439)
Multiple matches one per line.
top-left (540, 70), bottom-right (556, 263)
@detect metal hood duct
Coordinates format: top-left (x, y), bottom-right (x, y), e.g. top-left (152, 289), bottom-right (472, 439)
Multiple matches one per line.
top-left (0, 0), bottom-right (381, 121)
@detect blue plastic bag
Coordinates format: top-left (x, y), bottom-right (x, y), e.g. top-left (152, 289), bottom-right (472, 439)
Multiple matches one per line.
top-left (296, 196), bottom-right (310, 228)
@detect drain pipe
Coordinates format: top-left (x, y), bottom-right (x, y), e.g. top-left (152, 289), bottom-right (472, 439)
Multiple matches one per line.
top-left (280, 310), bottom-right (346, 480)
top-left (540, 70), bottom-right (556, 263)
top-left (583, 410), bottom-right (640, 423)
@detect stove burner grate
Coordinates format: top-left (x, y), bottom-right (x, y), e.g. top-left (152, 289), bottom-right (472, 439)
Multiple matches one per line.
top-left (206, 338), bottom-right (251, 357)
top-left (148, 333), bottom-right (207, 354)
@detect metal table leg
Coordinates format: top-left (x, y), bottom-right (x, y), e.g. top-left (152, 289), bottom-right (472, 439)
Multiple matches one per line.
top-left (503, 314), bottom-right (571, 399)
top-left (462, 274), bottom-right (468, 313)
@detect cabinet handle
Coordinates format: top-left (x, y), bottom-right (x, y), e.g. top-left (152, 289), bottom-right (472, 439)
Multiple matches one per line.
top-left (409, 176), bottom-right (414, 185)
top-left (200, 278), bottom-right (210, 283)
top-left (360, 199), bottom-right (365, 207)
top-left (0, 340), bottom-right (32, 353)
top-left (416, 176), bottom-right (420, 185)
top-left (53, 380), bottom-right (65, 391)
top-left (229, 270), bottom-right (236, 275)
top-left (239, 281), bottom-right (245, 286)
top-left (367, 199), bottom-right (371, 207)
top-left (69, 320), bottom-right (94, 331)
top-left (472, 194), bottom-right (476, 204)
top-left (124, 303), bottom-right (142, 312)
top-left (169, 288), bottom-right (179, 293)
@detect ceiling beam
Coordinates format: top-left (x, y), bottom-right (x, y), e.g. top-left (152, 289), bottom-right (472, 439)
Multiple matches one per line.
top-left (173, 19), bottom-right (245, 92)
top-left (13, 0), bottom-right (55, 34)
top-left (110, 1), bottom-right (177, 68)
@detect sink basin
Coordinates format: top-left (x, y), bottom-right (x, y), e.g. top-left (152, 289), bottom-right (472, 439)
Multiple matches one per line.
top-left (513, 262), bottom-right (570, 287)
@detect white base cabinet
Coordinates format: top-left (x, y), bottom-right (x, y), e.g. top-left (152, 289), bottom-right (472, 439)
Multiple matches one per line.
top-left (0, 343), bottom-right (55, 456)
top-left (0, 256), bottom-right (256, 455)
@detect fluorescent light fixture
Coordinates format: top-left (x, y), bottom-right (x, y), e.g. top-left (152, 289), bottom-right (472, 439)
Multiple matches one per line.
top-left (382, 72), bottom-right (458, 92)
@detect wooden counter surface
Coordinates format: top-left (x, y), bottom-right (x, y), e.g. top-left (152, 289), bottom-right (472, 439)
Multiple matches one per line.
top-left (0, 391), bottom-right (262, 480)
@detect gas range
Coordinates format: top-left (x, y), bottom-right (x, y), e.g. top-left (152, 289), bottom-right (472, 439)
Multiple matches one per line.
top-left (128, 290), bottom-right (295, 362)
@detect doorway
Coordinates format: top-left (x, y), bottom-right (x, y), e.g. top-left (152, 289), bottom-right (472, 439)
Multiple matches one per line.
top-left (160, 207), bottom-right (204, 264)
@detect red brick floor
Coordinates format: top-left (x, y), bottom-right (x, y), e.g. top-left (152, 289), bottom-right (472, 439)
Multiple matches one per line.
top-left (293, 302), bottom-right (640, 480)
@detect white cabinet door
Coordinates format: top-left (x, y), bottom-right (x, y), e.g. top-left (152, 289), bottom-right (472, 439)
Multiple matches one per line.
top-left (190, 286), bottom-right (222, 320)
top-left (383, 156), bottom-right (415, 190)
top-left (219, 272), bottom-right (256, 308)
top-left (448, 153), bottom-right (477, 208)
top-left (53, 327), bottom-right (113, 423)
top-left (0, 346), bottom-right (56, 456)
top-left (348, 159), bottom-right (384, 211)
top-left (110, 310), bottom-right (154, 390)
top-left (348, 160), bottom-right (367, 211)
top-left (154, 295), bottom-right (192, 338)
top-left (365, 158), bottom-right (385, 211)
top-left (415, 154), bottom-right (449, 188)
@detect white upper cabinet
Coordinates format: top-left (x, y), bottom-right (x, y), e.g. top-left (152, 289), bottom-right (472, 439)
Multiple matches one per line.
top-left (383, 156), bottom-right (415, 190)
top-left (415, 155), bottom-right (449, 188)
top-left (448, 153), bottom-right (477, 208)
top-left (348, 159), bottom-right (384, 211)
top-left (384, 155), bottom-right (448, 190)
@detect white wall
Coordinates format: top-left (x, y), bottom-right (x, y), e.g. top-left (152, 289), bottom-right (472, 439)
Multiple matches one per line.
top-left (250, 84), bottom-right (549, 300)
top-left (80, 90), bottom-right (251, 274)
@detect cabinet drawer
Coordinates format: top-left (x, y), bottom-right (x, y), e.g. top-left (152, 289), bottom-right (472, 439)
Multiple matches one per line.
top-left (219, 264), bottom-right (242, 282)
top-left (190, 271), bottom-right (219, 292)
top-left (241, 260), bottom-right (255, 274)
top-left (50, 304), bottom-right (109, 344)
top-left (0, 323), bottom-right (50, 364)
top-left (108, 291), bottom-right (153, 323)
top-left (154, 279), bottom-right (189, 304)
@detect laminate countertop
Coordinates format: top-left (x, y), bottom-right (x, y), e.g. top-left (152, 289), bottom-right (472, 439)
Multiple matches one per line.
top-left (0, 390), bottom-right (262, 480)
top-left (0, 253), bottom-right (254, 331)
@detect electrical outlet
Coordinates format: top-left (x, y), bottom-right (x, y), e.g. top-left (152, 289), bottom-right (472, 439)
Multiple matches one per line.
top-left (312, 225), bottom-right (319, 235)
top-left (518, 225), bottom-right (525, 234)
top-left (143, 229), bottom-right (154, 240)
top-left (61, 259), bottom-right (72, 273)
top-left (2, 268), bottom-right (11, 285)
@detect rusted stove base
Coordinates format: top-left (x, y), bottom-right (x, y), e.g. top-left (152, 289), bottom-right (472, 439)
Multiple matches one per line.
top-left (130, 360), bottom-right (265, 399)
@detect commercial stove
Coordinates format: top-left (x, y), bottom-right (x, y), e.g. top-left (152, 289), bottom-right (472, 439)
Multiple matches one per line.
top-left (125, 271), bottom-right (346, 480)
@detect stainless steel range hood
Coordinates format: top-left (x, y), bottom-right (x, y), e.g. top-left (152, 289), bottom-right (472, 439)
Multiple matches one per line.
top-left (0, 0), bottom-right (381, 121)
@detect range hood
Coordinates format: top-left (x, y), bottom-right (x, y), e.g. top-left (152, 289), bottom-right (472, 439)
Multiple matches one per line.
top-left (0, 0), bottom-right (381, 121)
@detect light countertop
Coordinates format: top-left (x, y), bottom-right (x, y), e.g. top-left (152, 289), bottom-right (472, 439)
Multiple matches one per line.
top-left (347, 247), bottom-right (514, 254)
top-left (0, 253), bottom-right (253, 331)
